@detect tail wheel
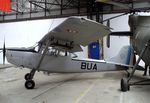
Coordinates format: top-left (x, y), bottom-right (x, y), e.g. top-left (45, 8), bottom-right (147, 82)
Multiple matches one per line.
top-left (25, 80), bottom-right (35, 89)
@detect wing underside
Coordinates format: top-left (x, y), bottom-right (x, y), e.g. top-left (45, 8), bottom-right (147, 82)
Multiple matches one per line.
top-left (39, 17), bottom-right (111, 52)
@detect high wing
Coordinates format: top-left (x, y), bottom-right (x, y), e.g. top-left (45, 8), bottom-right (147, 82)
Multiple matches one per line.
top-left (39, 17), bottom-right (111, 52)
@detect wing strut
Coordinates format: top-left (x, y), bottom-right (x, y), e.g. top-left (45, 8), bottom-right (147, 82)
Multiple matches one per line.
top-left (24, 40), bottom-right (51, 89)
top-left (36, 40), bottom-right (50, 71)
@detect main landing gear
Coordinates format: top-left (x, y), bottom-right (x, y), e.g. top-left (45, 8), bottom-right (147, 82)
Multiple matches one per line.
top-left (24, 69), bottom-right (36, 89)
top-left (121, 42), bottom-right (149, 92)
top-left (121, 77), bottom-right (130, 91)
top-left (24, 40), bottom-right (51, 89)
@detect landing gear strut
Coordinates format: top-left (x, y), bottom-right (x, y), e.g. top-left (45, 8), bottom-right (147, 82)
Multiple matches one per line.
top-left (24, 40), bottom-right (51, 89)
top-left (121, 43), bottom-right (149, 92)
top-left (24, 69), bottom-right (36, 89)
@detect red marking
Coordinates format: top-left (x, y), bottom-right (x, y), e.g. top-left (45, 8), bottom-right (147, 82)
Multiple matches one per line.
top-left (0, 0), bottom-right (10, 12)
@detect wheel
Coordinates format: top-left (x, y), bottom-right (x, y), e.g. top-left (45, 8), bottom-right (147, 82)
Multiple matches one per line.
top-left (25, 80), bottom-right (35, 89)
top-left (121, 77), bottom-right (130, 92)
top-left (24, 73), bottom-right (31, 80)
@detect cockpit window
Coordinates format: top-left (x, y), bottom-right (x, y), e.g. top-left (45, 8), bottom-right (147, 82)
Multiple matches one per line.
top-left (70, 53), bottom-right (78, 58)
top-left (34, 46), bottom-right (39, 52)
top-left (46, 47), bottom-right (68, 57)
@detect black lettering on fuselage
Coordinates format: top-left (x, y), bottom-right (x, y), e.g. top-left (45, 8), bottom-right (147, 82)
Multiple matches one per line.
top-left (81, 62), bottom-right (86, 69)
top-left (81, 62), bottom-right (97, 70)
top-left (93, 64), bottom-right (97, 70)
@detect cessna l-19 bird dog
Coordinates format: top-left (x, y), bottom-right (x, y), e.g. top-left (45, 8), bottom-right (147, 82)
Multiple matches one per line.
top-left (0, 17), bottom-right (132, 89)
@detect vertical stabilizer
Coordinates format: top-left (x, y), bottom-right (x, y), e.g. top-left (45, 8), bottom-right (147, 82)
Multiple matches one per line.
top-left (106, 45), bottom-right (132, 65)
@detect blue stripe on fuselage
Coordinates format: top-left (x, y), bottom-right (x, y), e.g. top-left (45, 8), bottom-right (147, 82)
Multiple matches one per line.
top-left (126, 46), bottom-right (131, 65)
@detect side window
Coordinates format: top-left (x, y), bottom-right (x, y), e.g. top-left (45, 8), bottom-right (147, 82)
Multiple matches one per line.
top-left (59, 51), bottom-right (67, 56)
top-left (34, 46), bottom-right (39, 52)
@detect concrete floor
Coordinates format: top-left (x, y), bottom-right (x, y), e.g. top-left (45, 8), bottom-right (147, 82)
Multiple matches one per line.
top-left (0, 65), bottom-right (150, 103)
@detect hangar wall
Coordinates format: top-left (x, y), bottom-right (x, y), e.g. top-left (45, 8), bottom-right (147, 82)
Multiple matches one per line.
top-left (103, 14), bottom-right (130, 60)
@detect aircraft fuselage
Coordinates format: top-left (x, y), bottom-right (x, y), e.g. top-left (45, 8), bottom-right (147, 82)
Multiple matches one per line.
top-left (6, 50), bottom-right (124, 73)
top-left (129, 15), bottom-right (150, 65)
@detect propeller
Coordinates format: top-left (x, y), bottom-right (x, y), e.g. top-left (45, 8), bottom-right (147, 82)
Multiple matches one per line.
top-left (0, 39), bottom-right (6, 65)
top-left (2, 40), bottom-right (6, 65)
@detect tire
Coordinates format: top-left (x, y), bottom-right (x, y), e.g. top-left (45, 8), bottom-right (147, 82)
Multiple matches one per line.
top-left (25, 80), bottom-right (35, 89)
top-left (121, 77), bottom-right (129, 92)
top-left (24, 73), bottom-right (31, 80)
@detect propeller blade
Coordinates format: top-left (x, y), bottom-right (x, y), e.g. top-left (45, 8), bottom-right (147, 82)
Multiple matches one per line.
top-left (3, 41), bottom-right (6, 65)
top-left (96, 0), bottom-right (130, 9)
top-left (106, 20), bottom-right (110, 48)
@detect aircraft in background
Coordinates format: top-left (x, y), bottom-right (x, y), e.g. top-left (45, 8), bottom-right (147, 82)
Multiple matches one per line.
top-left (96, 0), bottom-right (150, 92)
top-left (0, 17), bottom-right (132, 89)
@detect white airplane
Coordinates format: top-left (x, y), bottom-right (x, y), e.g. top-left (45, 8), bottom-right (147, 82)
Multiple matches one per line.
top-left (0, 17), bottom-right (132, 89)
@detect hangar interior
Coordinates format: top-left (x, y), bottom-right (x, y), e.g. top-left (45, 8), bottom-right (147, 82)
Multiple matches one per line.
top-left (1, 0), bottom-right (150, 22)
top-left (1, 0), bottom-right (150, 60)
top-left (0, 0), bottom-right (150, 103)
